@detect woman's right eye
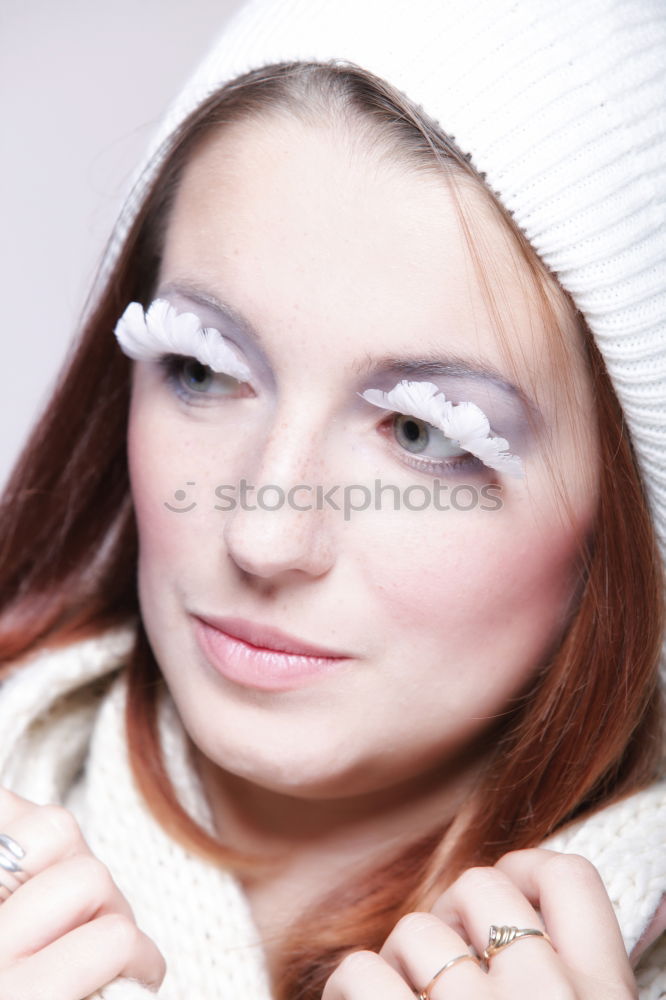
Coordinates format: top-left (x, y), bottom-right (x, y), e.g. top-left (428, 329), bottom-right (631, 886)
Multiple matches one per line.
top-left (157, 354), bottom-right (252, 402)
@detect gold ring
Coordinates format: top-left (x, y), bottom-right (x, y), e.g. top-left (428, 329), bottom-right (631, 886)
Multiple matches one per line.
top-left (483, 924), bottom-right (553, 963)
top-left (415, 952), bottom-right (480, 999)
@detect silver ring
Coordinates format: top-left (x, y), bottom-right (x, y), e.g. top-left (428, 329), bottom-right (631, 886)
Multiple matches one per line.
top-left (0, 833), bottom-right (27, 900)
top-left (0, 833), bottom-right (25, 873)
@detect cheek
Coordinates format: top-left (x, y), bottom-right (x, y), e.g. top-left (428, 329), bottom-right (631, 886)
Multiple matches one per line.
top-left (127, 388), bottom-right (200, 573)
top-left (357, 498), bottom-right (587, 663)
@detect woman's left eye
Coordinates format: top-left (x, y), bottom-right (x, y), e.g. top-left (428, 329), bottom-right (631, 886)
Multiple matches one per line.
top-left (389, 413), bottom-right (484, 473)
top-left (157, 354), bottom-right (251, 402)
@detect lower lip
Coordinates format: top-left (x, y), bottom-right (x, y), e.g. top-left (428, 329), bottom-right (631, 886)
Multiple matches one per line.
top-left (192, 617), bottom-right (352, 691)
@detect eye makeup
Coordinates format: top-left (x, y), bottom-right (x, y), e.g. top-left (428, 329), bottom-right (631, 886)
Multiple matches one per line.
top-left (360, 379), bottom-right (524, 478)
top-left (117, 298), bottom-right (523, 478)
top-left (113, 299), bottom-right (251, 382)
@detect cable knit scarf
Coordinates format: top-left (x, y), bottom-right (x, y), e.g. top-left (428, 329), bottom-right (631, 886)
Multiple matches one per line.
top-left (0, 625), bottom-right (664, 999)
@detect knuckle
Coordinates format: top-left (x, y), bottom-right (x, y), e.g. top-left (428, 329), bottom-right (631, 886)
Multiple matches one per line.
top-left (100, 912), bottom-right (140, 951)
top-left (337, 949), bottom-right (380, 976)
top-left (542, 851), bottom-right (602, 890)
top-left (69, 853), bottom-right (116, 905)
top-left (392, 910), bottom-right (439, 937)
top-left (455, 865), bottom-right (500, 895)
top-left (39, 803), bottom-right (82, 847)
top-left (496, 847), bottom-right (530, 865)
top-left (323, 950), bottom-right (380, 996)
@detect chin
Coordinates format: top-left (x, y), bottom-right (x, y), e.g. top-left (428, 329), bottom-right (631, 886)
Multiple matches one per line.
top-left (193, 729), bottom-right (381, 800)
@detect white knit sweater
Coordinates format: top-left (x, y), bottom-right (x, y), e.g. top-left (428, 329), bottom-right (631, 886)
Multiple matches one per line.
top-left (0, 624), bottom-right (664, 999)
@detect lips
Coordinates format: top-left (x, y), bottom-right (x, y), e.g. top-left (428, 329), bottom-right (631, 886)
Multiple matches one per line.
top-left (191, 612), bottom-right (354, 692)
top-left (192, 613), bottom-right (350, 659)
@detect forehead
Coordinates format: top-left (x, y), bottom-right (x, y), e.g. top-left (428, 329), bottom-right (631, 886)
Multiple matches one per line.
top-left (157, 114), bottom-right (577, 406)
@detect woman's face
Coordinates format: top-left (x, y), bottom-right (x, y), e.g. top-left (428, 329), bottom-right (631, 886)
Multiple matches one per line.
top-left (127, 113), bottom-right (599, 805)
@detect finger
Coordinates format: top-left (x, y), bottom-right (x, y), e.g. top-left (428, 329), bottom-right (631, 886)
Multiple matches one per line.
top-left (0, 787), bottom-right (41, 895)
top-left (0, 913), bottom-right (167, 1000)
top-left (322, 949), bottom-right (415, 1000)
top-left (0, 853), bottom-right (136, 962)
top-left (0, 801), bottom-right (91, 896)
top-left (431, 865), bottom-right (565, 992)
top-left (378, 911), bottom-right (488, 999)
top-left (495, 848), bottom-right (635, 987)
top-left (0, 836), bottom-right (30, 898)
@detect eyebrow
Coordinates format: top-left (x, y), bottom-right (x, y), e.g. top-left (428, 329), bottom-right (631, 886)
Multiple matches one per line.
top-left (157, 279), bottom-right (541, 420)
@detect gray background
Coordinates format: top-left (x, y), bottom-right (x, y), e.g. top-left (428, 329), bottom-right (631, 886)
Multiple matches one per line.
top-left (1, 0), bottom-right (243, 489)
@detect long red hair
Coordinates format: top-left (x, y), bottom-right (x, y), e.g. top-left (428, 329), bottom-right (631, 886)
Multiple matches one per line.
top-left (1, 62), bottom-right (663, 998)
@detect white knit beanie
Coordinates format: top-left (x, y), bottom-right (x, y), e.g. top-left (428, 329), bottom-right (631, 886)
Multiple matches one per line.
top-left (100, 0), bottom-right (666, 567)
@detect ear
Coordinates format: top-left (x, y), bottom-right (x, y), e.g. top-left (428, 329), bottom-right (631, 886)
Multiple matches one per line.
top-left (630, 893), bottom-right (666, 965)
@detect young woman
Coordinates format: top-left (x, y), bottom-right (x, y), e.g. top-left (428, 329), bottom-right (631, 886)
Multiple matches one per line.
top-left (0, 1), bottom-right (664, 998)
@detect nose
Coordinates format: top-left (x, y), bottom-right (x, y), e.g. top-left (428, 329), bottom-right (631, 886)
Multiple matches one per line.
top-left (221, 414), bottom-right (337, 584)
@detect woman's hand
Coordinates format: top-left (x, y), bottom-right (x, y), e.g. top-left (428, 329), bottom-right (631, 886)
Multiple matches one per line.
top-left (0, 785), bottom-right (166, 999)
top-left (322, 849), bottom-right (638, 1000)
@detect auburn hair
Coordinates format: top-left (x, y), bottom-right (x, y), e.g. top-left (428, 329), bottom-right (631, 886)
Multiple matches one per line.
top-left (0, 62), bottom-right (663, 999)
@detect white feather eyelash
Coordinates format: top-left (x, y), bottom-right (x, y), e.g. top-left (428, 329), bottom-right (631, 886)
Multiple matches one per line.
top-left (360, 380), bottom-right (524, 478)
top-left (113, 299), bottom-right (251, 382)
top-left (114, 307), bottom-right (522, 477)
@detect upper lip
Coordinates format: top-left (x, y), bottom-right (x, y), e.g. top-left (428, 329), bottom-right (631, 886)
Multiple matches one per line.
top-left (193, 613), bottom-right (351, 658)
